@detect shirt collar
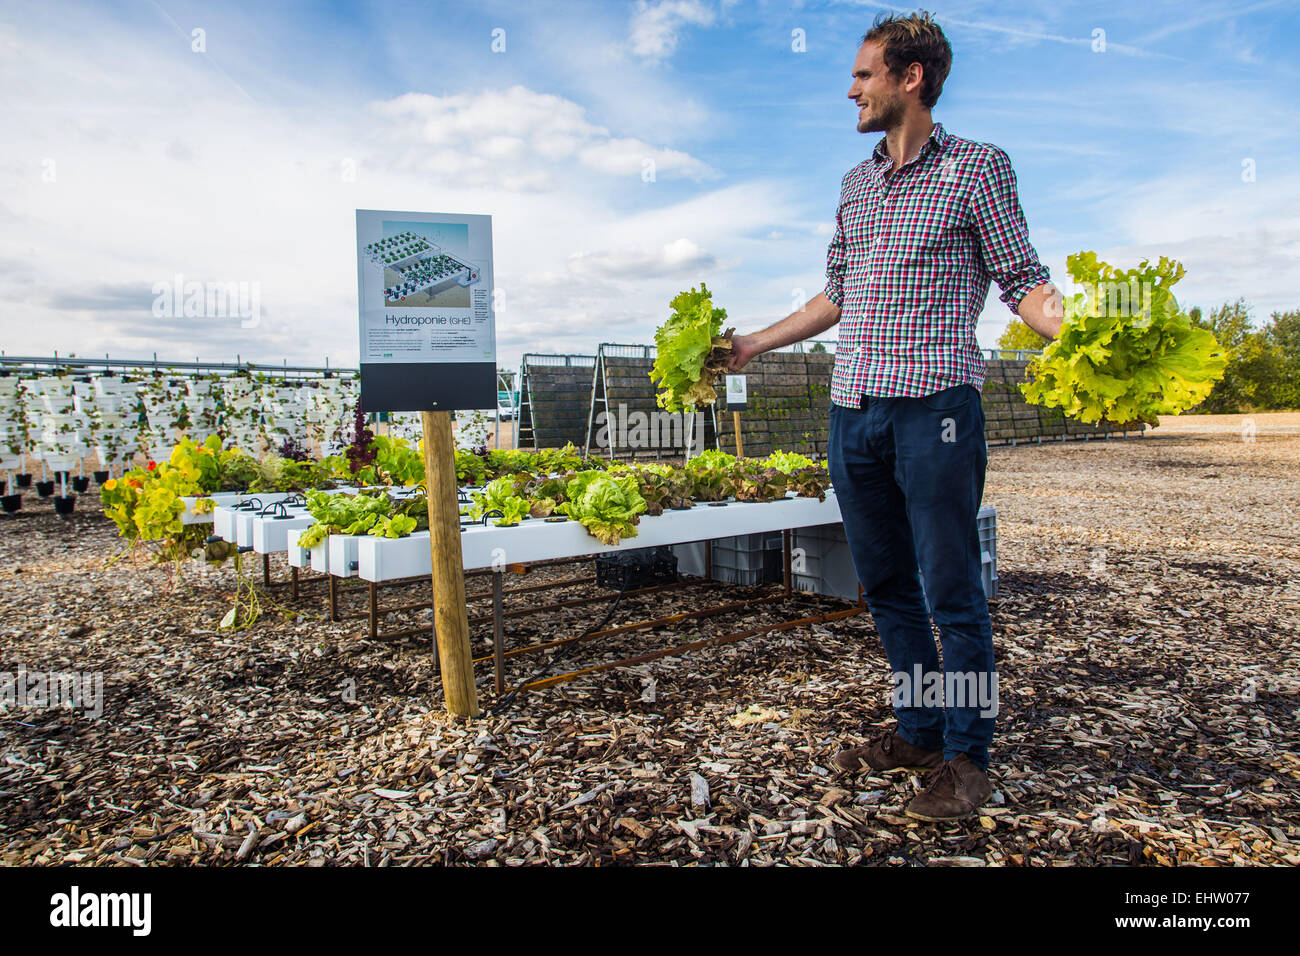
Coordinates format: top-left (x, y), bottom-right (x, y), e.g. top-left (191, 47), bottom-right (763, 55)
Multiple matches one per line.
top-left (871, 122), bottom-right (949, 167)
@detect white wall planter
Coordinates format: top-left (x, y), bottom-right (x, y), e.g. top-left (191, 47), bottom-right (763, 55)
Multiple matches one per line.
top-left (38, 453), bottom-right (80, 472)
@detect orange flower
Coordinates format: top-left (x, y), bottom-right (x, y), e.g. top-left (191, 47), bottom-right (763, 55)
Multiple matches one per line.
top-left (128, 479), bottom-right (143, 489)
top-left (103, 479), bottom-right (117, 491)
top-left (146, 461), bottom-right (157, 471)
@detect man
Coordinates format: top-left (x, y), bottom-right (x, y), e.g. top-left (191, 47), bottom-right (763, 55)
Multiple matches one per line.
top-left (727, 11), bottom-right (1063, 821)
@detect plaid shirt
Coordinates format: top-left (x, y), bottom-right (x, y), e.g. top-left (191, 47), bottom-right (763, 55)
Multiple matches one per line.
top-left (823, 122), bottom-right (1050, 406)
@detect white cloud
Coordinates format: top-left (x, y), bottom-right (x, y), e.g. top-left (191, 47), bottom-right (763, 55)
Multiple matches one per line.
top-left (628, 0), bottom-right (716, 60)
top-left (568, 238), bottom-right (718, 279)
top-left (368, 87), bottom-right (717, 189)
top-left (0, 12), bottom-right (792, 374)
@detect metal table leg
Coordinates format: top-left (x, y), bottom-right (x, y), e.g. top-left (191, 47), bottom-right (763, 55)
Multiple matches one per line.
top-left (783, 529), bottom-right (792, 596)
top-left (492, 570), bottom-right (505, 697)
top-left (369, 581), bottom-right (379, 640)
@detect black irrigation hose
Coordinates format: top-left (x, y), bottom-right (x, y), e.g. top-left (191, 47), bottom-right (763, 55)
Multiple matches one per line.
top-left (488, 564), bottom-right (634, 716)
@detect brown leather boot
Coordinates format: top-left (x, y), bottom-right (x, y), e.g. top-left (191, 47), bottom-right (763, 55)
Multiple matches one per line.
top-left (832, 729), bottom-right (945, 774)
top-left (904, 754), bottom-right (993, 822)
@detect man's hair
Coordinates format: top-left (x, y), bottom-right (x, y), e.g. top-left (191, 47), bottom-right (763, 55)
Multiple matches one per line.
top-left (862, 10), bottom-right (952, 109)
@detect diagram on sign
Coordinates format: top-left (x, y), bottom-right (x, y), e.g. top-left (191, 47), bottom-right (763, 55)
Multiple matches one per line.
top-left (363, 229), bottom-right (481, 307)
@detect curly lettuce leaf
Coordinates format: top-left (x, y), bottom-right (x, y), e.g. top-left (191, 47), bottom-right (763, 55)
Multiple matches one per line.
top-left (1021, 252), bottom-right (1227, 425)
top-left (649, 284), bottom-right (733, 413)
top-left (559, 473), bottom-right (647, 545)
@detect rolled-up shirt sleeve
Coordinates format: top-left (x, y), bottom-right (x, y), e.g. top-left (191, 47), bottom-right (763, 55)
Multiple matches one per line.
top-left (971, 148), bottom-right (1051, 313)
top-left (822, 177), bottom-right (848, 308)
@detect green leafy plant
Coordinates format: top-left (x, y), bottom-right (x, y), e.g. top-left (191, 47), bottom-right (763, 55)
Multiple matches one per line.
top-left (732, 463), bottom-right (789, 502)
top-left (558, 470), bottom-right (647, 545)
top-left (455, 449), bottom-right (488, 486)
top-left (524, 474), bottom-right (569, 504)
top-left (683, 448), bottom-right (736, 502)
top-left (470, 477), bottom-right (531, 527)
top-left (297, 490), bottom-right (401, 548)
top-left (622, 462), bottom-right (690, 515)
top-left (481, 448), bottom-right (541, 482)
top-left (369, 512), bottom-right (419, 538)
top-left (649, 284), bottom-right (734, 412)
top-left (352, 435), bottom-right (424, 487)
top-left (528, 497), bottom-right (558, 518)
top-left (764, 450), bottom-right (816, 474)
top-left (534, 441), bottom-right (592, 475)
top-left (98, 442), bottom-right (225, 563)
top-left (787, 464), bottom-right (832, 501)
top-left (1021, 252), bottom-right (1227, 425)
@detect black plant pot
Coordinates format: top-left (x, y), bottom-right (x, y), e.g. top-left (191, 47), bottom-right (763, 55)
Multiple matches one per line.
top-left (35, 480), bottom-right (55, 498)
top-left (1, 494), bottom-right (20, 513)
top-left (72, 477), bottom-right (91, 493)
top-left (53, 495), bottom-right (76, 515)
top-left (93, 470), bottom-right (110, 484)
top-left (54, 471), bottom-right (70, 484)
top-left (0, 480), bottom-right (5, 495)
top-left (14, 473), bottom-right (32, 488)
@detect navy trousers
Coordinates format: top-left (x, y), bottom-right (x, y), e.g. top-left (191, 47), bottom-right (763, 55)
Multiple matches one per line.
top-left (827, 384), bottom-right (995, 770)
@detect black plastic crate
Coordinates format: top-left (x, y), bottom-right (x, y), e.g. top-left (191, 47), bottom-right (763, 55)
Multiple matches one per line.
top-left (595, 547), bottom-right (678, 590)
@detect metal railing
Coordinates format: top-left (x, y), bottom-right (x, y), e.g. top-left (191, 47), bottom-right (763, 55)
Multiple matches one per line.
top-left (983, 348), bottom-right (1043, 360)
top-left (599, 343), bottom-right (656, 359)
top-left (521, 353), bottom-right (597, 368)
top-left (788, 339), bottom-right (837, 354)
top-left (0, 352), bottom-right (357, 378)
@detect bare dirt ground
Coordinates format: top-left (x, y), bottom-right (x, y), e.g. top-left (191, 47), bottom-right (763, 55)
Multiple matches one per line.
top-left (1, 419), bottom-right (1296, 866)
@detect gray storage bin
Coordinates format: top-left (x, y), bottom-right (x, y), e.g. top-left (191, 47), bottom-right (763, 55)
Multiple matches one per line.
top-left (793, 505), bottom-right (997, 603)
top-left (670, 533), bottom-right (783, 586)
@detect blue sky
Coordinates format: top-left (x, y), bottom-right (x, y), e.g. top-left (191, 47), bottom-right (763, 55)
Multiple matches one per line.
top-left (1, 0), bottom-right (1297, 372)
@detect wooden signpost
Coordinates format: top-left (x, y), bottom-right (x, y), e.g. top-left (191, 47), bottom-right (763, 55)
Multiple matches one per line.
top-left (356, 209), bottom-right (496, 717)
top-left (726, 375), bottom-right (747, 458)
top-left (421, 410), bottom-right (478, 716)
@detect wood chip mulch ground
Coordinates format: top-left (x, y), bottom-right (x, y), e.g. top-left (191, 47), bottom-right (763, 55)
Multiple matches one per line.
top-left (1, 421), bottom-right (1297, 866)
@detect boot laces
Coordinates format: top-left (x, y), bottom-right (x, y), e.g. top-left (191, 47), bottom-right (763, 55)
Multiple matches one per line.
top-left (921, 760), bottom-right (961, 794)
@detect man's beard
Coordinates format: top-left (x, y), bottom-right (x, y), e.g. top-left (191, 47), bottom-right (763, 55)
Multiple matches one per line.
top-left (858, 94), bottom-right (905, 133)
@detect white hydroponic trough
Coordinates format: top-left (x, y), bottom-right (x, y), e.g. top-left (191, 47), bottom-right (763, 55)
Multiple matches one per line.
top-left (355, 492), bottom-right (845, 582)
top-left (325, 534), bottom-right (363, 578)
top-left (205, 486), bottom-right (362, 534)
top-left (286, 528), bottom-right (314, 571)
top-left (192, 492), bottom-right (296, 529)
top-left (252, 512), bottom-right (316, 554)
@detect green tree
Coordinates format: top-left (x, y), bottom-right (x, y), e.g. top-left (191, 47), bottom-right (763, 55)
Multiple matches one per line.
top-left (1262, 309), bottom-right (1300, 409)
top-left (996, 319), bottom-right (1046, 355)
top-left (1190, 299), bottom-right (1289, 413)
top-left (809, 342), bottom-right (828, 353)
